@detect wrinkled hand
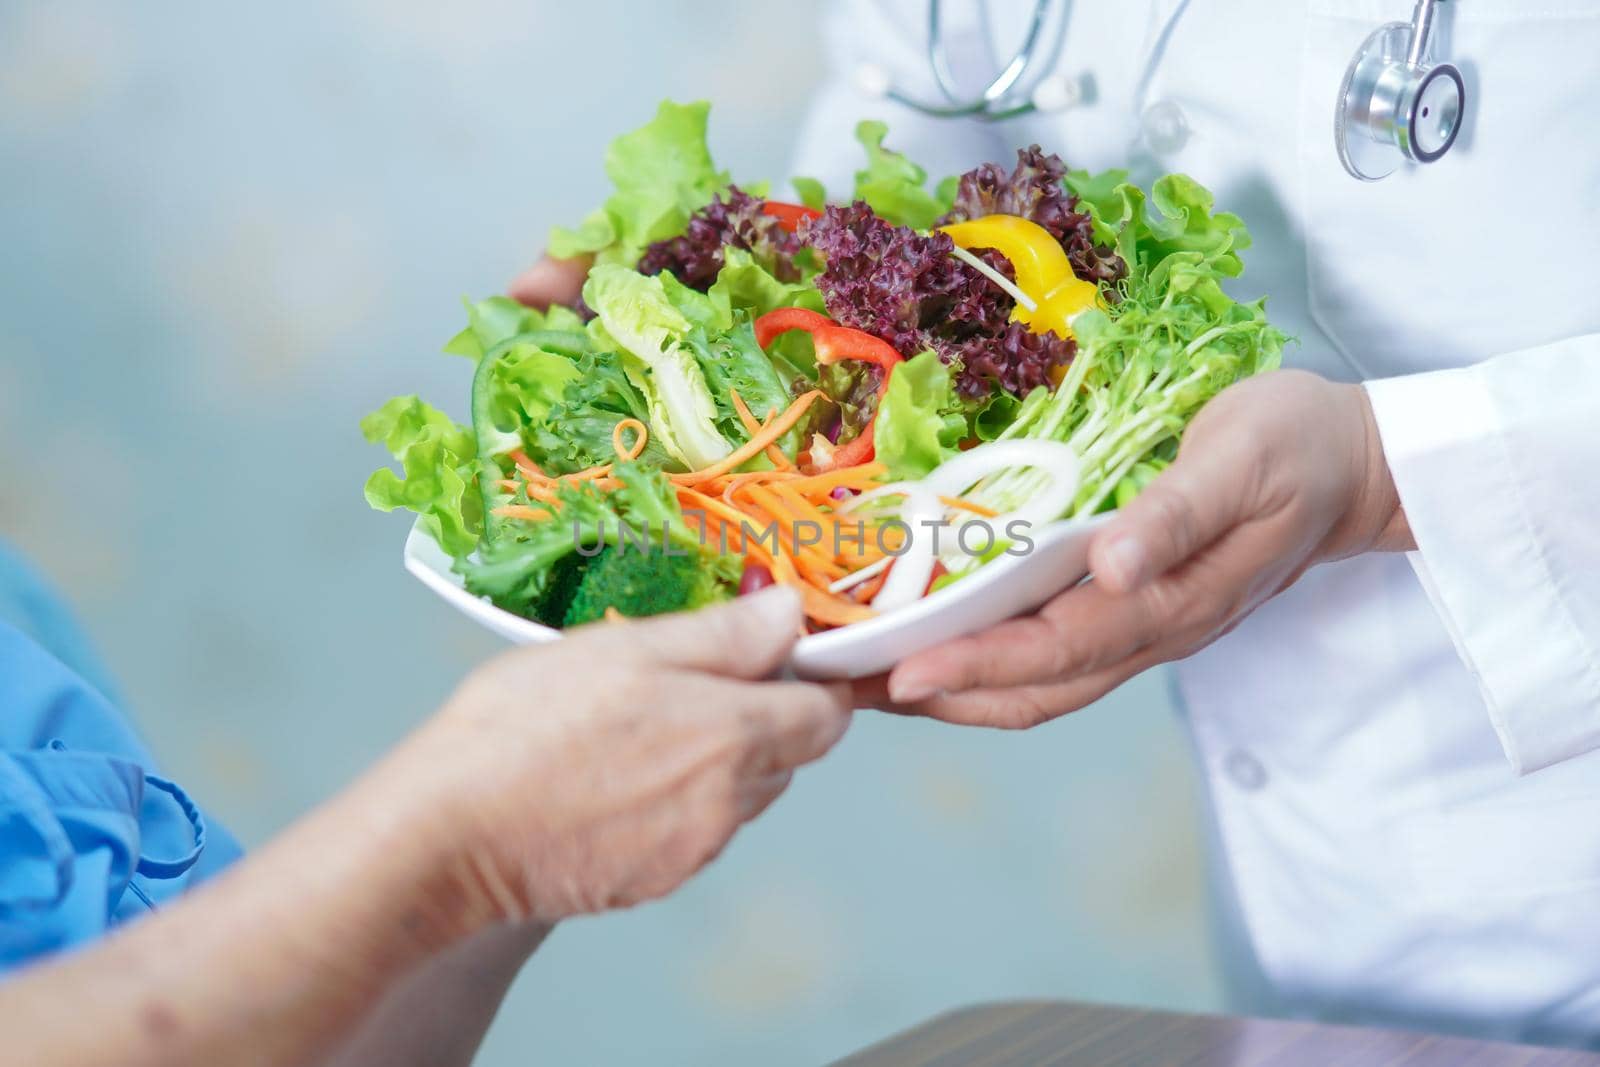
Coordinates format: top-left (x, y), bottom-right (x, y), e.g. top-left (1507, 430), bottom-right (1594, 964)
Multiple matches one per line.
top-left (399, 586), bottom-right (849, 926)
top-left (873, 370), bottom-right (1413, 727)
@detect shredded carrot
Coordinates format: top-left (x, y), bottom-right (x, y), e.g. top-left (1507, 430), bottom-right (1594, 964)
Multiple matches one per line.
top-left (672, 390), bottom-right (823, 486)
top-left (767, 550), bottom-right (801, 586)
top-left (517, 463), bottom-right (616, 489)
top-left (733, 484), bottom-right (844, 577)
top-left (738, 482), bottom-right (805, 525)
top-left (509, 450), bottom-right (545, 479)
top-left (730, 391), bottom-right (791, 470)
top-left (612, 419), bottom-right (648, 462)
top-left (683, 492), bottom-right (786, 566)
top-left (677, 487), bottom-right (758, 535)
top-left (753, 484), bottom-right (853, 569)
top-left (782, 463), bottom-right (888, 495)
top-left (604, 607), bottom-right (626, 623)
top-left (720, 470), bottom-right (776, 507)
top-left (506, 395), bottom-right (896, 629)
top-left (682, 506), bottom-right (748, 554)
top-left (682, 483), bottom-right (799, 577)
top-left (736, 530), bottom-right (777, 568)
top-left (501, 417), bottom-right (889, 629)
top-left (769, 483), bottom-right (836, 535)
top-left (852, 568), bottom-right (889, 604)
top-left (695, 517), bottom-right (746, 554)
top-left (855, 533), bottom-right (900, 564)
top-left (796, 583), bottom-right (876, 626)
top-left (492, 504), bottom-right (554, 521)
top-left (939, 495), bottom-right (1000, 518)
top-left (793, 553), bottom-right (847, 586)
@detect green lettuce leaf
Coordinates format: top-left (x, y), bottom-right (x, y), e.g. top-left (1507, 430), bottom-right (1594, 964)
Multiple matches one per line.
top-left (491, 254), bottom-right (811, 480)
top-left (549, 100), bottom-right (731, 268)
top-left (654, 255), bottom-right (806, 458)
top-left (444, 296), bottom-right (585, 360)
top-left (685, 322), bottom-right (796, 460)
top-left (874, 350), bottom-right (968, 480)
top-left (971, 393), bottom-right (1021, 442)
top-left (791, 176), bottom-right (827, 210)
top-left (704, 248), bottom-right (825, 384)
top-left (526, 350), bottom-right (675, 475)
top-left (361, 396), bottom-right (481, 559)
top-left (1059, 168), bottom-right (1128, 247)
top-left (655, 247), bottom-right (825, 334)
top-left (607, 461), bottom-right (699, 548)
top-left (1065, 170), bottom-right (1250, 280)
top-left (469, 332), bottom-right (589, 542)
top-left (707, 247), bottom-right (826, 324)
top-left (852, 121), bottom-right (953, 230)
top-left (583, 265), bottom-right (732, 470)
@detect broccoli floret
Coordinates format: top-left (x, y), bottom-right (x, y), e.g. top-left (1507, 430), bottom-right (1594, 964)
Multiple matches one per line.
top-left (563, 546), bottom-right (734, 625)
top-left (525, 550), bottom-right (588, 627)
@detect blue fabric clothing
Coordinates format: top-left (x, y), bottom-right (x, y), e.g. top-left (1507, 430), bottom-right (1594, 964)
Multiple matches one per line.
top-left (0, 543), bottom-right (241, 972)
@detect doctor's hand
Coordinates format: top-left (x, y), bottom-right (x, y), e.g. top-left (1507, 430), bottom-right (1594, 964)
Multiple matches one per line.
top-left (874, 370), bottom-right (1414, 728)
top-left (507, 253), bottom-right (590, 309)
top-left (394, 584), bottom-right (850, 927)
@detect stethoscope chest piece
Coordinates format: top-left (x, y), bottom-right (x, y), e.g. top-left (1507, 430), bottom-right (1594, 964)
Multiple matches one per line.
top-left (1335, 1), bottom-right (1465, 181)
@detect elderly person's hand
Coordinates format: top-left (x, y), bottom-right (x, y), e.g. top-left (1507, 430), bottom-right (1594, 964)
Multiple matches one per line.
top-left (1, 587), bottom-right (847, 1067)
top-left (872, 370), bottom-right (1415, 727)
top-left (401, 585), bottom-right (850, 924)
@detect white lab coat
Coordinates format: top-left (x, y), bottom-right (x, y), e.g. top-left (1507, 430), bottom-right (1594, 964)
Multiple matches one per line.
top-left (796, 0), bottom-right (1600, 1047)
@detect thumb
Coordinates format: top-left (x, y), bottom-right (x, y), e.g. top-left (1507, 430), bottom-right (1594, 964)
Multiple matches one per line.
top-left (612, 584), bottom-right (804, 680)
top-left (1088, 445), bottom-right (1248, 594)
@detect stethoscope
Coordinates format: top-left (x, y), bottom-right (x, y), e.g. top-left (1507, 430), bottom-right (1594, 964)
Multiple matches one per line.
top-left (859, 0), bottom-right (1465, 182)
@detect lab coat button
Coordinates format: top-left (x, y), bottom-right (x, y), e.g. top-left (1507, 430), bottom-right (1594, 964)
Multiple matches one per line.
top-left (1223, 749), bottom-right (1267, 791)
top-left (1140, 100), bottom-right (1190, 155)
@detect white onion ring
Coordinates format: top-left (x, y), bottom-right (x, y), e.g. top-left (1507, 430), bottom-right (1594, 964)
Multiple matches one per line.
top-left (834, 441), bottom-right (1082, 612)
top-left (867, 485), bottom-right (943, 612)
top-left (924, 440), bottom-right (1081, 547)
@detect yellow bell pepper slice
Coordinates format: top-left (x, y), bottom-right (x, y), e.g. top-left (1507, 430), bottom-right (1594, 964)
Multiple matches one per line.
top-left (938, 214), bottom-right (1101, 339)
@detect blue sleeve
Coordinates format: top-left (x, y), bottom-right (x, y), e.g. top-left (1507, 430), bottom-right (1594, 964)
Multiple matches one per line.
top-left (0, 605), bottom-right (242, 975)
top-left (0, 540), bottom-right (124, 708)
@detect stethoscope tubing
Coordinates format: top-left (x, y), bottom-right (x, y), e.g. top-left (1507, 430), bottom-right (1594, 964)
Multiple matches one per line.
top-left (874, 0), bottom-right (1462, 182)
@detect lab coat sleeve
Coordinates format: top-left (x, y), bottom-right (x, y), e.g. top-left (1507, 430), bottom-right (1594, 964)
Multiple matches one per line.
top-left (788, 0), bottom-right (1011, 196)
top-left (1364, 338), bottom-right (1600, 775)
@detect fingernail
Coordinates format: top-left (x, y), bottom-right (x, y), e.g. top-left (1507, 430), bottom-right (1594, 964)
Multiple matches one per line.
top-left (1097, 534), bottom-right (1148, 589)
top-left (889, 674), bottom-right (943, 704)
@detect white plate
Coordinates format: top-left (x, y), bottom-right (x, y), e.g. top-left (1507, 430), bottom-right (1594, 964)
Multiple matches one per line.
top-left (403, 512), bottom-right (1113, 679)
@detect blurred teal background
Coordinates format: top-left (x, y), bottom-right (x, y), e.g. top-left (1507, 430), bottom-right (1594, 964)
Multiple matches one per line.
top-left (0, 2), bottom-right (1218, 1062)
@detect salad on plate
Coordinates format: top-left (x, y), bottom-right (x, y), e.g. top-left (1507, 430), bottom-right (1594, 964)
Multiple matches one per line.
top-left (362, 100), bottom-right (1285, 635)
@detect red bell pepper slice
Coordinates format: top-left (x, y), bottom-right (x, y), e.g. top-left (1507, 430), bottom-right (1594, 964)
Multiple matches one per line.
top-left (754, 309), bottom-right (904, 472)
top-left (760, 200), bottom-right (823, 233)
top-left (754, 307), bottom-right (832, 348)
top-left (810, 325), bottom-right (903, 376)
top-left (805, 422), bottom-right (877, 472)
top-left (753, 310), bottom-right (904, 378)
